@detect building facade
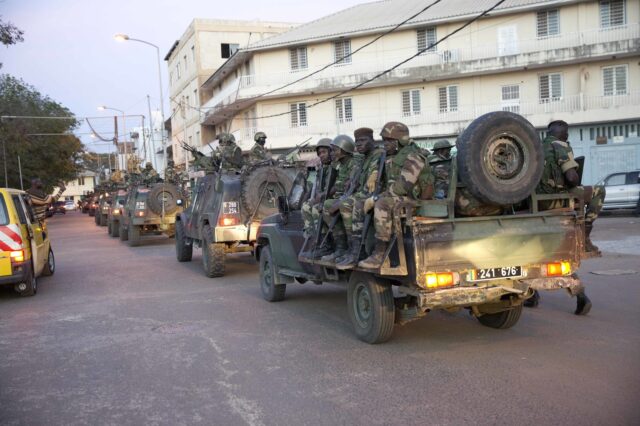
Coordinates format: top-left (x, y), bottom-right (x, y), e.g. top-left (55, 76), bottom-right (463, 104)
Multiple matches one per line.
top-left (165, 19), bottom-right (296, 166)
top-left (200, 0), bottom-right (640, 184)
top-left (57, 171), bottom-right (96, 203)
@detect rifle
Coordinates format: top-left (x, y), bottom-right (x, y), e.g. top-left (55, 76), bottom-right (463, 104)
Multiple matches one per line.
top-left (277, 138), bottom-right (312, 162)
top-left (313, 165), bottom-right (336, 257)
top-left (179, 139), bottom-right (206, 159)
top-left (357, 151), bottom-right (387, 260)
top-left (309, 163), bottom-right (324, 203)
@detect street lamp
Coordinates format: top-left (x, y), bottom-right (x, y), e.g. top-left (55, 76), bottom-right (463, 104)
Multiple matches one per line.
top-left (98, 105), bottom-right (128, 171)
top-left (114, 33), bottom-right (167, 173)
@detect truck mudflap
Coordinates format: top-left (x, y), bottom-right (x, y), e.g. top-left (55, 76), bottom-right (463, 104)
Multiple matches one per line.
top-left (521, 273), bottom-right (584, 296)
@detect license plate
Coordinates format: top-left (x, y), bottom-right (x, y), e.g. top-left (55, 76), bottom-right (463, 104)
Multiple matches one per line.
top-left (223, 201), bottom-right (239, 214)
top-left (471, 266), bottom-right (523, 281)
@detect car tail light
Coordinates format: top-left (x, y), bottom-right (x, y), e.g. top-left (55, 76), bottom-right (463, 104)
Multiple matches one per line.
top-left (544, 262), bottom-right (571, 277)
top-left (112, 208), bottom-right (121, 215)
top-left (422, 272), bottom-right (457, 289)
top-left (135, 211), bottom-right (145, 217)
top-left (218, 214), bottom-right (240, 227)
top-left (10, 250), bottom-right (24, 263)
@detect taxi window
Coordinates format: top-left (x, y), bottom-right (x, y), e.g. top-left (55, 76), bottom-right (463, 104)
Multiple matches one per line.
top-left (11, 195), bottom-right (28, 224)
top-left (0, 194), bottom-right (8, 225)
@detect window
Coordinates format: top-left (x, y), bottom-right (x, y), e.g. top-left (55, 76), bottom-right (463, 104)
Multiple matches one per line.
top-left (0, 195), bottom-right (9, 225)
top-left (605, 173), bottom-right (626, 186)
top-left (603, 65), bottom-right (627, 95)
top-left (221, 43), bottom-right (240, 59)
top-left (290, 102), bottom-right (307, 127)
top-left (501, 85), bottom-right (520, 113)
top-left (79, 176), bottom-right (85, 185)
top-left (402, 89), bottom-right (421, 116)
top-left (537, 9), bottom-right (560, 37)
top-left (438, 85), bottom-right (458, 113)
top-left (539, 73), bottom-right (562, 102)
top-left (335, 98), bottom-right (353, 123)
top-left (11, 195), bottom-right (26, 225)
top-left (289, 47), bottom-right (308, 71)
top-left (600, 0), bottom-right (625, 28)
top-left (417, 27), bottom-right (437, 52)
top-left (334, 40), bottom-right (352, 65)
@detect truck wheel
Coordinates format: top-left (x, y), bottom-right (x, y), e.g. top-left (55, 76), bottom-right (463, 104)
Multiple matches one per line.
top-left (16, 264), bottom-right (37, 297)
top-left (128, 224), bottom-right (141, 247)
top-left (476, 304), bottom-right (523, 329)
top-left (94, 212), bottom-right (100, 225)
top-left (112, 220), bottom-right (120, 238)
top-left (241, 165), bottom-right (294, 219)
top-left (259, 245), bottom-right (286, 301)
top-left (202, 225), bottom-right (224, 277)
top-left (147, 183), bottom-right (179, 215)
top-left (175, 220), bottom-right (192, 262)
top-left (107, 220), bottom-right (113, 236)
top-left (347, 272), bottom-right (395, 344)
top-left (457, 111), bottom-right (543, 206)
top-left (42, 247), bottom-right (55, 276)
top-left (119, 220), bottom-right (128, 241)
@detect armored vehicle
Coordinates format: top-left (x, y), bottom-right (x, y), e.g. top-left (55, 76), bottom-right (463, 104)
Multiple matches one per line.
top-left (95, 191), bottom-right (111, 226)
top-left (107, 188), bottom-right (128, 237)
top-left (119, 182), bottom-right (184, 246)
top-left (175, 163), bottom-right (299, 278)
top-left (255, 112), bottom-right (589, 343)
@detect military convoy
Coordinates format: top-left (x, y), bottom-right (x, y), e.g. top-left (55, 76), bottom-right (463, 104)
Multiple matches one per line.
top-left (255, 112), bottom-right (589, 343)
top-left (107, 188), bottom-right (128, 238)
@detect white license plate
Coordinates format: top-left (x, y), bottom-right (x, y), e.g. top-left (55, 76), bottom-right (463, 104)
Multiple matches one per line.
top-left (471, 266), bottom-right (523, 281)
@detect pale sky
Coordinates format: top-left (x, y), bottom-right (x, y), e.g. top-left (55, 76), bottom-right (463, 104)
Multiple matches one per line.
top-left (1, 0), bottom-right (366, 152)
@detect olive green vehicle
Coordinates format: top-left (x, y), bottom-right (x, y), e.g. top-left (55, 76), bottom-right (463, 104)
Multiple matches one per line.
top-left (255, 112), bottom-right (590, 344)
top-left (107, 188), bottom-right (128, 238)
top-left (174, 163), bottom-right (299, 278)
top-left (95, 191), bottom-right (111, 227)
top-left (119, 182), bottom-right (184, 247)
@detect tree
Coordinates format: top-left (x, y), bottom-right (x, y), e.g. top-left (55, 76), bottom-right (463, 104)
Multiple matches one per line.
top-left (0, 74), bottom-right (84, 191)
top-left (1, 16), bottom-right (24, 68)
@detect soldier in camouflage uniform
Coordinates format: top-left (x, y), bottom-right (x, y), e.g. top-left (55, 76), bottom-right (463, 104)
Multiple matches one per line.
top-left (299, 138), bottom-right (333, 258)
top-left (359, 122), bottom-right (433, 269)
top-left (249, 132), bottom-right (269, 163)
top-left (214, 133), bottom-right (244, 170)
top-left (140, 162), bottom-right (160, 185)
top-left (528, 120), bottom-right (600, 315)
top-left (319, 135), bottom-right (361, 262)
top-left (429, 140), bottom-right (454, 199)
top-left (335, 127), bottom-right (386, 269)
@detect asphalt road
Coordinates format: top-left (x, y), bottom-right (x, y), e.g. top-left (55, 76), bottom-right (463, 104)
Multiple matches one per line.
top-left (1, 212), bottom-right (639, 425)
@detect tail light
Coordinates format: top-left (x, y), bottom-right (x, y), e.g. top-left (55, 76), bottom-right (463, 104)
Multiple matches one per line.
top-left (218, 214), bottom-right (240, 227)
top-left (10, 250), bottom-right (24, 263)
top-left (135, 211), bottom-right (145, 217)
top-left (544, 262), bottom-right (571, 277)
top-left (112, 208), bottom-right (121, 215)
top-left (422, 272), bottom-right (458, 289)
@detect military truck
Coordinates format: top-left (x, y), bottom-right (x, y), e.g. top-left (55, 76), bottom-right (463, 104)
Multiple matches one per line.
top-left (95, 191), bottom-right (111, 226)
top-left (175, 162), bottom-right (299, 278)
top-left (107, 188), bottom-right (128, 237)
top-left (255, 112), bottom-right (589, 344)
top-left (119, 182), bottom-right (184, 246)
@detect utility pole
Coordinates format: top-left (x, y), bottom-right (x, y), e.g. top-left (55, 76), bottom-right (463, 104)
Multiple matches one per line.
top-left (147, 95), bottom-right (158, 170)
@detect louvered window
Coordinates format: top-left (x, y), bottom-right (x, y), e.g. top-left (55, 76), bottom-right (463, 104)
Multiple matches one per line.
top-left (289, 47), bottom-right (308, 71)
top-left (537, 9), bottom-right (560, 37)
top-left (600, 0), bottom-right (625, 28)
top-left (290, 103), bottom-right (307, 127)
top-left (417, 27), bottom-right (437, 53)
top-left (438, 85), bottom-right (458, 113)
top-left (603, 65), bottom-right (627, 95)
top-left (539, 73), bottom-right (563, 102)
top-left (501, 85), bottom-right (520, 113)
top-left (334, 40), bottom-right (352, 65)
top-left (402, 90), bottom-right (421, 116)
top-left (335, 98), bottom-right (353, 123)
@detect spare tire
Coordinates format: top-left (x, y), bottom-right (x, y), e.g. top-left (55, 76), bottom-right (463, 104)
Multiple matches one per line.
top-left (147, 183), bottom-right (180, 215)
top-left (456, 111), bottom-right (543, 206)
top-left (241, 165), bottom-right (294, 219)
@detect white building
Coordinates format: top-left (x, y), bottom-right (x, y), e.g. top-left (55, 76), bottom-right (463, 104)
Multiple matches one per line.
top-left (57, 171), bottom-right (96, 203)
top-left (200, 0), bottom-right (640, 183)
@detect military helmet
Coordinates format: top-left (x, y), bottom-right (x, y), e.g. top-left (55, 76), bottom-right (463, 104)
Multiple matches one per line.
top-left (433, 140), bottom-right (453, 150)
top-left (219, 133), bottom-right (236, 144)
top-left (254, 131), bottom-right (267, 142)
top-left (331, 134), bottom-right (355, 154)
top-left (380, 121), bottom-right (409, 141)
top-left (145, 162), bottom-right (153, 169)
top-left (315, 138), bottom-right (332, 152)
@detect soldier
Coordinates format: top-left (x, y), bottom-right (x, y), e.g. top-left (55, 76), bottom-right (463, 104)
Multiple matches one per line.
top-left (528, 119), bottom-right (601, 315)
top-left (214, 133), bottom-right (244, 170)
top-left (358, 122), bottom-right (432, 269)
top-left (140, 162), bottom-right (160, 185)
top-left (319, 135), bottom-right (360, 262)
top-left (335, 127), bottom-right (386, 269)
top-left (299, 138), bottom-right (333, 258)
top-left (26, 178), bottom-right (66, 224)
top-left (249, 132), bottom-right (269, 163)
top-left (429, 139), bottom-right (454, 199)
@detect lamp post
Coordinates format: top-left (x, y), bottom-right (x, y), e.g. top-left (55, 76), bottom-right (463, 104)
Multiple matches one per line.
top-left (98, 105), bottom-right (128, 171)
top-left (114, 33), bottom-right (167, 173)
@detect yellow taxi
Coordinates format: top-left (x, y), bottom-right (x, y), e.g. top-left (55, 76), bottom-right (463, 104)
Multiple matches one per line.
top-left (0, 188), bottom-right (55, 296)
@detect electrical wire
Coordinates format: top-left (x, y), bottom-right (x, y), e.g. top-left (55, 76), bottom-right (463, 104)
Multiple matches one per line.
top-left (85, 118), bottom-right (115, 142)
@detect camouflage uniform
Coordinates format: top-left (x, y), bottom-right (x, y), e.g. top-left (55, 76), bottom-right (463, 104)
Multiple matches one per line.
top-left (322, 154), bottom-right (362, 242)
top-left (140, 163), bottom-right (160, 186)
top-left (249, 143), bottom-right (268, 163)
top-left (214, 141), bottom-right (244, 170)
top-left (301, 162), bottom-right (332, 236)
top-left (429, 154), bottom-right (452, 199)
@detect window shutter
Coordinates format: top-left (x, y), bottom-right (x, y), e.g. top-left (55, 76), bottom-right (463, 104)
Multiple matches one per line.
top-left (448, 86), bottom-right (458, 111)
top-left (344, 98), bottom-right (352, 121)
top-left (411, 90), bottom-right (421, 114)
top-left (417, 27), bottom-right (436, 52)
top-left (290, 103), bottom-right (298, 126)
top-left (299, 48), bottom-right (308, 69)
top-left (601, 0), bottom-right (625, 27)
top-left (438, 87), bottom-right (447, 112)
top-left (550, 74), bottom-right (562, 98)
top-left (299, 103), bottom-right (307, 126)
top-left (334, 40), bottom-right (351, 64)
top-left (536, 12), bottom-right (548, 37)
top-left (402, 91), bottom-right (411, 115)
top-left (289, 48), bottom-right (298, 70)
top-left (539, 75), bottom-right (550, 100)
top-left (335, 99), bottom-right (344, 122)
top-left (603, 67), bottom-right (614, 95)
top-left (615, 65), bottom-right (627, 94)
top-left (548, 10), bottom-right (559, 35)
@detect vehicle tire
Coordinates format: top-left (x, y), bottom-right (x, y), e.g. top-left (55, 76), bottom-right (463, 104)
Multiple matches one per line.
top-left (175, 220), bottom-right (193, 262)
top-left (202, 225), bottom-right (224, 277)
top-left (100, 214), bottom-right (107, 226)
top-left (128, 224), bottom-right (141, 247)
top-left (456, 111), bottom-right (544, 206)
top-left (107, 220), bottom-right (113, 236)
top-left (477, 304), bottom-right (523, 329)
top-left (94, 212), bottom-right (99, 224)
top-left (241, 165), bottom-right (294, 219)
top-left (147, 183), bottom-right (180, 215)
top-left (347, 272), bottom-right (395, 344)
top-left (42, 247), bottom-right (55, 276)
top-left (259, 245), bottom-right (286, 301)
top-left (16, 264), bottom-right (37, 297)
top-left (112, 220), bottom-right (120, 238)
top-left (119, 220), bottom-right (128, 241)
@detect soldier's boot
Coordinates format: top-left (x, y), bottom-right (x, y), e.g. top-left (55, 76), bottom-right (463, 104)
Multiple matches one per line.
top-left (335, 235), bottom-right (362, 270)
top-left (357, 240), bottom-right (388, 269)
top-left (321, 237), bottom-right (347, 263)
top-left (523, 290), bottom-right (540, 308)
top-left (311, 239), bottom-right (334, 260)
top-left (574, 289), bottom-right (592, 316)
top-left (584, 223), bottom-right (601, 257)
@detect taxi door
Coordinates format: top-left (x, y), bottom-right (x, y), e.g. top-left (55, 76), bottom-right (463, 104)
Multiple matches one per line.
top-left (16, 194), bottom-right (46, 276)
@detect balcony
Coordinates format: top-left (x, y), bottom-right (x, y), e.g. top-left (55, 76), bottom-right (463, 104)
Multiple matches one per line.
top-left (202, 24), bottom-right (639, 126)
top-left (235, 91), bottom-right (640, 149)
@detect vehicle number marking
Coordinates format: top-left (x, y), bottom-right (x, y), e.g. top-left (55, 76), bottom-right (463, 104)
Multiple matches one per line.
top-left (223, 201), bottom-right (239, 215)
top-left (474, 266), bottom-right (522, 281)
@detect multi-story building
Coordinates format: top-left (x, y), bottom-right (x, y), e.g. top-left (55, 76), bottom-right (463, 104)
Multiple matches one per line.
top-left (200, 0), bottom-right (639, 184)
top-left (164, 19), bottom-right (296, 166)
top-left (57, 171), bottom-right (96, 203)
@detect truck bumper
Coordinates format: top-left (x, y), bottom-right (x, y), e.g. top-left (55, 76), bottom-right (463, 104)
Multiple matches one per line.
top-left (214, 222), bottom-right (258, 243)
top-left (415, 285), bottom-right (529, 310)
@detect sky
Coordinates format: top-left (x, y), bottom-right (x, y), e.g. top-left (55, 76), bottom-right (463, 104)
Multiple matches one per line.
top-left (1, 0), bottom-right (366, 153)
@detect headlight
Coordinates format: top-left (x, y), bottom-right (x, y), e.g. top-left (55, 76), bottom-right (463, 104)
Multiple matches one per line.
top-left (176, 199), bottom-right (183, 205)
